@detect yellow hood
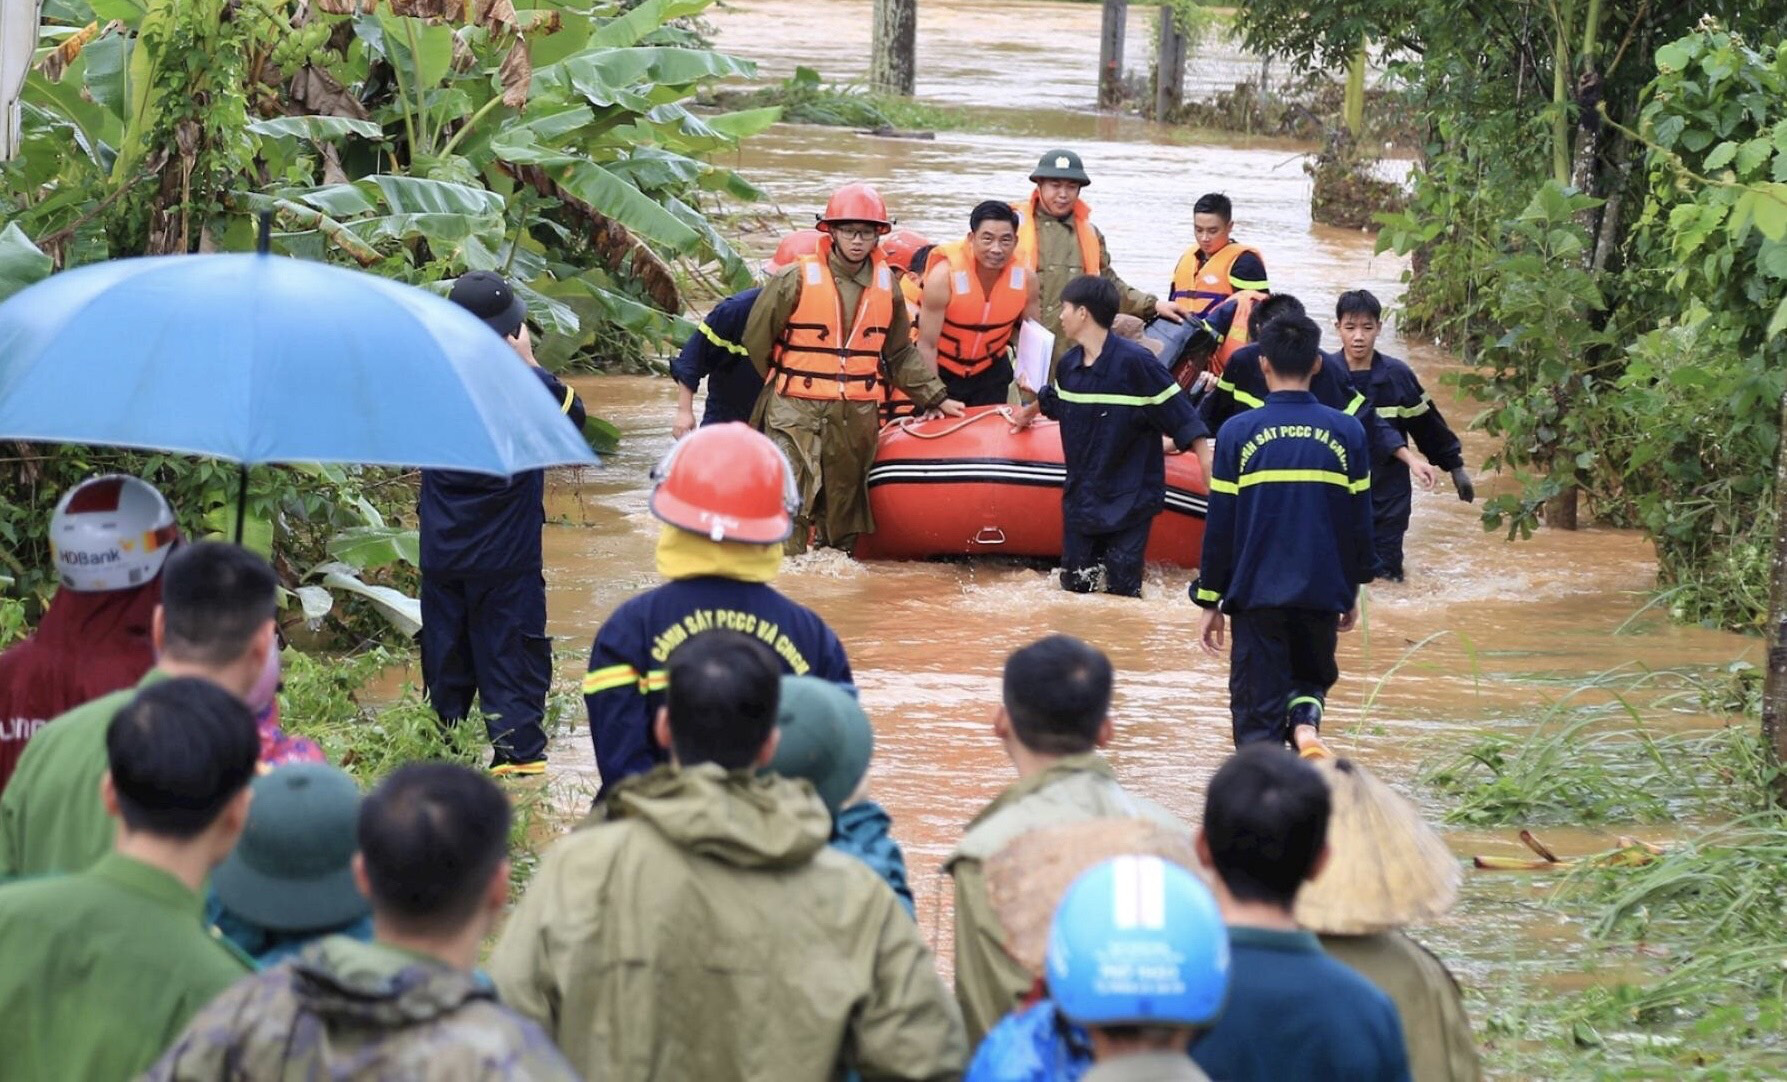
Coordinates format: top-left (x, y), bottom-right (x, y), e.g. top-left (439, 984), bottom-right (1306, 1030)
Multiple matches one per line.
top-left (655, 525), bottom-right (781, 583)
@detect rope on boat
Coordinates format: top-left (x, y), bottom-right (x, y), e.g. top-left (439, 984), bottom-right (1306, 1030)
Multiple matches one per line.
top-left (884, 407), bottom-right (1054, 440)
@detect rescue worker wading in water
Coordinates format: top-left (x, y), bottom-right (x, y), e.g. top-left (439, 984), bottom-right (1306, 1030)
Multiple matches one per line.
top-left (1013, 149), bottom-right (1187, 362)
top-left (743, 183), bottom-right (965, 555)
top-left (917, 201), bottom-right (1041, 406)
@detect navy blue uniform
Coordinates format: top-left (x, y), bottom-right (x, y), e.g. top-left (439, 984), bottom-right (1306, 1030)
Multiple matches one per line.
top-left (1340, 350), bottom-right (1465, 581)
top-left (671, 288), bottom-right (763, 427)
top-left (1194, 390), bottom-right (1374, 746)
top-left (419, 366), bottom-right (585, 766)
top-left (1037, 335), bottom-right (1208, 596)
top-left (582, 576), bottom-right (852, 795)
top-left (1200, 340), bottom-right (1406, 466)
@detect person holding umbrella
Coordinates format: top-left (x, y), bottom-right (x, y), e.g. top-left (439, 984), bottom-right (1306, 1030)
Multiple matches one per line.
top-left (422, 271), bottom-right (586, 779)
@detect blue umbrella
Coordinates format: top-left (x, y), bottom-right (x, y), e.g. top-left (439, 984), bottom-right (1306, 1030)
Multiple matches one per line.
top-left (0, 245), bottom-right (597, 539)
top-left (0, 251), bottom-right (596, 474)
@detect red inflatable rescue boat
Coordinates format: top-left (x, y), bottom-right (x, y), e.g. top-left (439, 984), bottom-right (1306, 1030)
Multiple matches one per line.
top-left (854, 406), bottom-right (1207, 567)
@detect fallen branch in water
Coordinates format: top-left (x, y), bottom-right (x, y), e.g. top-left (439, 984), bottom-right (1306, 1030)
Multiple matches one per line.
top-left (1472, 830), bottom-right (1665, 871)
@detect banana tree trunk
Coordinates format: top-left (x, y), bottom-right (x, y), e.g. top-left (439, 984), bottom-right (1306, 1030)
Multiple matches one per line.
top-left (0, 0), bottom-right (39, 160)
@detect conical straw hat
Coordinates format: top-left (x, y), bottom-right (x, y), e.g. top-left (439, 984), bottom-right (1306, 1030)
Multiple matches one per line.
top-left (984, 817), bottom-right (1201, 977)
top-left (1294, 758), bottom-right (1460, 935)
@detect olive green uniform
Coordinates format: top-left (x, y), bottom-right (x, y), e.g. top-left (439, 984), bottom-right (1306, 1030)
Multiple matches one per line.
top-left (0, 852), bottom-right (253, 1080)
top-left (1028, 212), bottom-right (1157, 359)
top-left (491, 763), bottom-right (967, 1081)
top-left (946, 754), bottom-right (1188, 1044)
top-left (1320, 930), bottom-right (1483, 1082)
top-left (743, 251), bottom-right (950, 554)
top-left (0, 670), bottom-right (167, 879)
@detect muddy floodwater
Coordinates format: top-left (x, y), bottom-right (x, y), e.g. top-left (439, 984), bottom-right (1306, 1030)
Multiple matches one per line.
top-left (516, 0), bottom-right (1752, 1058)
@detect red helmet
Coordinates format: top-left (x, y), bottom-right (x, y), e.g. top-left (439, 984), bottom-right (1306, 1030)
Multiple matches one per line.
top-left (882, 229), bottom-right (931, 272)
top-left (816, 183), bottom-right (893, 234)
top-left (650, 423), bottom-right (798, 544)
top-left (764, 229), bottom-right (824, 276)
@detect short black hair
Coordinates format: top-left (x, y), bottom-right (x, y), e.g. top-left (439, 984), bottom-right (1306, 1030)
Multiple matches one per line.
top-left (666, 630), bottom-right (782, 769)
top-left (1202, 745), bottom-right (1331, 908)
top-left (909, 244), bottom-right (937, 274)
top-left (1258, 313), bottom-right (1322, 379)
top-left (1002, 635), bottom-right (1113, 755)
top-left (1335, 289), bottom-right (1382, 323)
top-left (969, 200), bottom-right (1020, 233)
top-left (1060, 275), bottom-right (1119, 329)
top-left (107, 677), bottom-right (259, 839)
top-left (160, 542), bottom-right (278, 666)
top-left (1193, 193), bottom-right (1233, 222)
top-left (1246, 292), bottom-right (1305, 339)
top-left (358, 763), bottom-right (511, 935)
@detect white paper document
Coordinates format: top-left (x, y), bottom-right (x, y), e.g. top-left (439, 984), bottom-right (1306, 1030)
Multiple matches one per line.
top-left (1014, 319), bottom-right (1054, 392)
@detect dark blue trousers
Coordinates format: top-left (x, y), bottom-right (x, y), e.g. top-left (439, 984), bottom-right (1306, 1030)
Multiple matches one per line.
top-left (1370, 459), bottom-right (1413, 581)
top-left (1229, 607), bottom-right (1339, 748)
top-left (1061, 519), bottom-right (1153, 598)
top-left (420, 569), bottom-right (551, 764)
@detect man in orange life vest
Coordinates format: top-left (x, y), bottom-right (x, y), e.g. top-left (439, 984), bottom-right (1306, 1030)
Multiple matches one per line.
top-left (742, 183), bottom-right (965, 555)
top-left (1014, 149), bottom-right (1186, 360)
top-left (1168, 192), bottom-right (1270, 321)
top-left (916, 201), bottom-right (1042, 406)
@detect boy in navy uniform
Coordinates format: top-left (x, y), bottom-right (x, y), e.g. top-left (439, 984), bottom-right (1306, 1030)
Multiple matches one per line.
top-left (1193, 313), bottom-right (1374, 756)
top-left (582, 424), bottom-right (852, 798)
top-left (1333, 289), bottom-right (1474, 582)
top-left (1014, 276), bottom-right (1208, 597)
top-left (1196, 293), bottom-right (1425, 495)
top-left (421, 272), bottom-right (586, 778)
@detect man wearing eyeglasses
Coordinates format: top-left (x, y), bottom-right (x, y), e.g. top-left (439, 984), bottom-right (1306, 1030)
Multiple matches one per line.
top-left (742, 183), bottom-right (965, 556)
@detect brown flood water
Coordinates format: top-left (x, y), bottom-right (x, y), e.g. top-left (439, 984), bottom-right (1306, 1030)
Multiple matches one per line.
top-left (510, 0), bottom-right (1752, 1047)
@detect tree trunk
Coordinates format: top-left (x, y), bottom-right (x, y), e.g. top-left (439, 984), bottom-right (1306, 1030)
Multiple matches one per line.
top-left (1098, 0), bottom-right (1126, 109)
top-left (1762, 390), bottom-right (1787, 806)
top-left (1153, 5), bottom-right (1185, 121)
top-left (869, 0), bottom-right (916, 97)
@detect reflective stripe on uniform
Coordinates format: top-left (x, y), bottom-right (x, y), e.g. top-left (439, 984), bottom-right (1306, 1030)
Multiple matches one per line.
top-left (1343, 393), bottom-right (1366, 416)
top-left (1288, 695), bottom-right (1323, 714)
top-left (560, 385), bottom-right (577, 415)
top-left (698, 320), bottom-right (750, 358)
top-left (641, 669), bottom-right (669, 692)
top-left (1377, 396), bottom-right (1433, 419)
top-left (1214, 378), bottom-right (1264, 410)
top-left (582, 664), bottom-right (639, 695)
top-left (1229, 275), bottom-right (1270, 291)
top-left (1195, 586), bottom-right (1223, 604)
top-left (1231, 469), bottom-right (1370, 494)
top-left (1053, 383), bottom-right (1182, 408)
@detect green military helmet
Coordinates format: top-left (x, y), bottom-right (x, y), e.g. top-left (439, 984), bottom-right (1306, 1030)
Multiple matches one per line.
top-left (1029, 148), bottom-right (1091, 187)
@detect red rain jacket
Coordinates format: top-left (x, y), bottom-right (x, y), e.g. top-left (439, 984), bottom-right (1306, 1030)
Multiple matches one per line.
top-left (0, 581), bottom-right (161, 794)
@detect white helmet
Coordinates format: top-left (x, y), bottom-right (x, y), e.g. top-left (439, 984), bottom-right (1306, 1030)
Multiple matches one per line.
top-left (49, 474), bottom-right (179, 592)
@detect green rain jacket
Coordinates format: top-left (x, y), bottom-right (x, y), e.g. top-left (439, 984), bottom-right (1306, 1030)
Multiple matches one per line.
top-left (743, 250), bottom-right (951, 550)
top-left (144, 935), bottom-right (580, 1081)
top-left (1026, 208), bottom-right (1157, 359)
top-left (0, 670), bottom-right (165, 879)
top-left (946, 754), bottom-right (1187, 1044)
top-left (490, 763), bottom-right (968, 1082)
top-left (0, 852), bottom-right (251, 1080)
top-left (1320, 930), bottom-right (1483, 1082)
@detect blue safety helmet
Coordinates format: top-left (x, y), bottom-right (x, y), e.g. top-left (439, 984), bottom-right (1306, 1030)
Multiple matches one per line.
top-left (1046, 855), bottom-right (1230, 1027)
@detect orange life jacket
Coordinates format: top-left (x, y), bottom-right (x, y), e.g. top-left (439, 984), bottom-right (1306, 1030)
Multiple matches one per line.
top-left (770, 245), bottom-right (895, 402)
top-left (1012, 191), bottom-right (1100, 277)
top-left (1209, 289), bottom-right (1269, 376)
top-left (1169, 241), bottom-right (1265, 318)
top-left (924, 239), bottom-right (1029, 379)
top-left (899, 274), bottom-right (923, 340)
